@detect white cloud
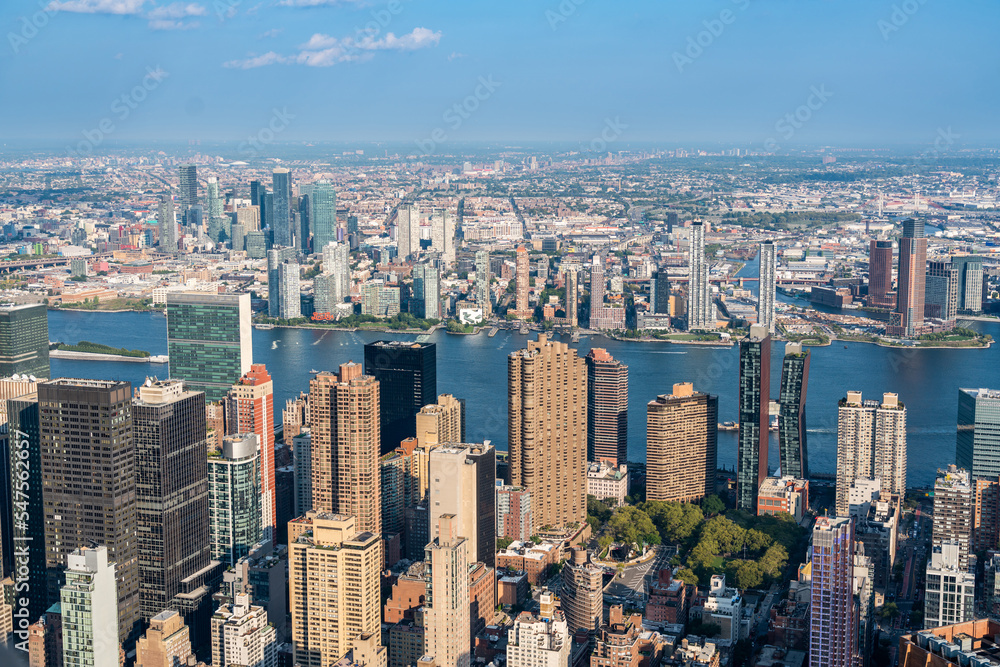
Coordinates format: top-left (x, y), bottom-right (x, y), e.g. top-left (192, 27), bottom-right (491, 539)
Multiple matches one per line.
top-left (46, 0), bottom-right (146, 14)
top-left (448, 51), bottom-right (466, 61)
top-left (276, 0), bottom-right (363, 6)
top-left (148, 18), bottom-right (201, 29)
top-left (225, 26), bottom-right (442, 69)
top-left (146, 2), bottom-right (207, 19)
top-left (258, 28), bottom-right (284, 39)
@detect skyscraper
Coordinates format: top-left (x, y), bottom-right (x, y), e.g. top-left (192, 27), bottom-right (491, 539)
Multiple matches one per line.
top-left (278, 261), bottom-right (301, 320)
top-left (888, 218), bottom-right (926, 337)
top-left (957, 388), bottom-right (1000, 480)
top-left (561, 548), bottom-right (603, 634)
top-left (809, 517), bottom-right (855, 667)
top-left (6, 393), bottom-right (46, 622)
top-left (737, 325), bottom-right (771, 512)
top-left (758, 241), bottom-right (777, 333)
top-left (423, 515), bottom-right (471, 667)
top-left (288, 512), bottom-right (381, 667)
top-left (955, 255), bottom-right (985, 315)
top-left (132, 379), bottom-right (211, 621)
top-left (650, 269), bottom-right (671, 316)
top-left (924, 541), bottom-right (975, 629)
top-left (564, 266), bottom-right (579, 327)
top-left (271, 168), bottom-right (292, 248)
top-left (867, 240), bottom-right (894, 309)
top-left (415, 394), bottom-right (465, 450)
top-left (166, 292), bottom-right (253, 403)
top-left (0, 303), bottom-right (49, 379)
top-left (210, 594), bottom-right (277, 667)
top-left (932, 465), bottom-right (973, 571)
top-left (687, 220), bottom-right (713, 330)
top-left (506, 603), bottom-right (570, 667)
top-left (835, 392), bottom-right (907, 516)
top-left (316, 242), bottom-right (350, 314)
top-left (311, 181), bottom-right (337, 254)
top-left (508, 334), bottom-right (587, 528)
top-left (158, 195), bottom-right (178, 252)
top-left (179, 164), bottom-right (198, 211)
top-left (429, 442), bottom-right (496, 567)
top-left (206, 177), bottom-right (224, 243)
top-left (40, 379), bottom-right (139, 646)
top-left (412, 263), bottom-right (441, 320)
top-left (209, 433), bottom-right (262, 566)
top-left (585, 348), bottom-right (628, 466)
top-left (475, 250), bottom-right (492, 319)
top-left (924, 260), bottom-right (959, 322)
top-left (364, 341), bottom-right (436, 455)
top-left (430, 209), bottom-right (455, 266)
top-left (590, 257), bottom-right (605, 311)
top-left (513, 246), bottom-right (530, 318)
top-left (646, 383), bottom-right (718, 503)
top-left (297, 194), bottom-right (311, 254)
top-left (778, 342), bottom-right (810, 479)
top-left (136, 610), bottom-right (197, 667)
top-left (308, 363), bottom-right (382, 535)
top-left (229, 365), bottom-right (276, 541)
top-left (395, 204), bottom-right (418, 261)
top-left (61, 546), bottom-right (119, 667)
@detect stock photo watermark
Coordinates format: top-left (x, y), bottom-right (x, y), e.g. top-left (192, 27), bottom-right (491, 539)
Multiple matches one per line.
top-left (589, 117), bottom-right (629, 152)
top-left (11, 429), bottom-right (33, 653)
top-left (66, 66), bottom-right (170, 158)
top-left (239, 107), bottom-right (296, 158)
top-left (546, 0), bottom-right (587, 30)
top-left (415, 76), bottom-right (502, 156)
top-left (8, 1), bottom-right (58, 55)
top-left (877, 0), bottom-right (930, 40)
top-left (763, 85), bottom-right (834, 152)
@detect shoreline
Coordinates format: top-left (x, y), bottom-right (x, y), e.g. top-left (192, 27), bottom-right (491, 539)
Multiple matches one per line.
top-left (50, 349), bottom-right (168, 363)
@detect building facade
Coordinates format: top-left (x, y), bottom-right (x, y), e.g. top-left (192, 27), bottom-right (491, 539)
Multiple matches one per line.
top-left (0, 304), bottom-right (49, 379)
top-left (835, 391), bottom-right (907, 516)
top-left (737, 325), bottom-right (771, 512)
top-left (585, 348), bottom-right (628, 466)
top-left (778, 343), bottom-right (810, 479)
top-left (364, 341), bottom-right (436, 455)
top-left (957, 387), bottom-right (1000, 481)
top-left (646, 382), bottom-right (718, 504)
top-left (810, 517), bottom-right (855, 667)
top-left (60, 546), bottom-right (119, 667)
top-left (758, 241), bottom-right (777, 333)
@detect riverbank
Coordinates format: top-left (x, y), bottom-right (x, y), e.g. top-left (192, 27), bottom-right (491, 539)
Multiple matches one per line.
top-left (50, 349), bottom-right (168, 363)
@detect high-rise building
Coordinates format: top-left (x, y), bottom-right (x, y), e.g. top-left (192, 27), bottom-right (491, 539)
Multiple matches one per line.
top-left (40, 379), bottom-right (139, 646)
top-left (957, 388), bottom-right (1000, 480)
top-left (954, 256), bottom-right (985, 315)
top-left (412, 263), bottom-right (441, 320)
top-left (932, 466), bottom-right (973, 571)
top-left (835, 391), bottom-right (907, 516)
top-left (211, 593), bottom-right (277, 667)
top-left (561, 548), bottom-right (603, 634)
top-left (7, 393), bottom-right (47, 622)
top-left (311, 181), bottom-right (337, 254)
top-left (496, 484), bottom-right (532, 542)
top-left (508, 334), bottom-right (586, 528)
top-left (292, 430), bottom-right (313, 517)
top-left (288, 512), bottom-right (381, 667)
top-left (758, 241), bottom-right (777, 333)
top-left (867, 240), bottom-right (894, 309)
top-left (513, 246), bottom-right (530, 318)
top-left (271, 168), bottom-right (292, 248)
top-left (688, 220), bottom-right (714, 330)
top-left (591, 606), bottom-right (669, 667)
top-left (585, 348), bottom-right (628, 466)
top-left (158, 195), bottom-right (178, 252)
top-left (278, 261), bottom-right (301, 320)
top-left (415, 394), bottom-right (465, 450)
top-left (229, 365), bottom-right (276, 541)
top-left (810, 517), bottom-right (855, 667)
top-left (206, 177), bottom-right (224, 242)
top-left (364, 341), bottom-right (436, 455)
top-left (428, 443), bottom-right (496, 567)
top-left (61, 546), bottom-right (119, 667)
top-left (506, 601), bottom-right (570, 667)
top-left (475, 250), bottom-right (493, 319)
top-left (308, 363), bottom-right (382, 534)
top-left (423, 515), bottom-right (471, 667)
top-left (563, 267), bottom-right (579, 327)
top-left (925, 260), bottom-right (959, 322)
top-left (737, 325), bottom-right (771, 512)
top-left (0, 304), bottom-right (49, 379)
top-left (590, 258), bottom-right (605, 311)
top-left (320, 241), bottom-right (351, 306)
top-left (924, 541), bottom-right (975, 629)
top-left (136, 609), bottom-right (196, 667)
top-left (430, 209), bottom-right (455, 266)
top-left (178, 164), bottom-right (197, 212)
top-left (267, 247), bottom-right (296, 318)
top-left (888, 218), bottom-right (927, 337)
top-left (297, 194), bottom-right (311, 254)
top-left (395, 204), bottom-right (418, 261)
top-left (646, 382), bottom-right (718, 503)
top-left (778, 342), bottom-right (810, 479)
top-left (132, 380), bottom-right (211, 621)
top-left (650, 269), bottom-right (670, 316)
top-left (166, 293), bottom-right (253, 403)
top-left (209, 434), bottom-right (262, 566)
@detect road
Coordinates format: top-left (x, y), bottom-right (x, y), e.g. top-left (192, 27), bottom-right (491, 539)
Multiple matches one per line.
top-left (604, 545), bottom-right (674, 606)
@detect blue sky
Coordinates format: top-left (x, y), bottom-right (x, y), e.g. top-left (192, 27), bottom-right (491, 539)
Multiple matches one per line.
top-left (1, 0), bottom-right (997, 148)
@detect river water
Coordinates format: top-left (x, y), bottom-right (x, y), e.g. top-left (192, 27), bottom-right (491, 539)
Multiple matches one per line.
top-left (46, 303), bottom-right (999, 487)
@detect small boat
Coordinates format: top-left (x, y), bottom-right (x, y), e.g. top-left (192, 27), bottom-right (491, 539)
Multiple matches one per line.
top-left (844, 345), bottom-right (848, 349)
top-left (310, 369), bottom-right (319, 374)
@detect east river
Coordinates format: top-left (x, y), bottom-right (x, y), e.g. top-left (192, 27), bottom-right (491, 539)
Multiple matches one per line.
top-left (46, 307), bottom-right (999, 488)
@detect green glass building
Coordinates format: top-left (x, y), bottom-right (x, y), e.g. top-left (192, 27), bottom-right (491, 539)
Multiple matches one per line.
top-left (0, 304), bottom-right (49, 378)
top-left (166, 293), bottom-right (252, 402)
top-left (957, 387), bottom-right (1000, 480)
top-left (209, 433), bottom-right (262, 566)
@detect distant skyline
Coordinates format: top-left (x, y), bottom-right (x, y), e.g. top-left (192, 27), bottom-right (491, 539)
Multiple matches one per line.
top-left (1, 0), bottom-right (997, 148)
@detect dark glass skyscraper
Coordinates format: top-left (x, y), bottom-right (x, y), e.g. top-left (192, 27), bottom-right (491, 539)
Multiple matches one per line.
top-left (6, 394), bottom-right (46, 622)
top-left (364, 341), bottom-right (436, 454)
top-left (650, 270), bottom-right (671, 316)
top-left (737, 324), bottom-right (771, 512)
top-left (888, 218), bottom-right (926, 337)
top-left (271, 168), bottom-right (292, 247)
top-left (40, 378), bottom-right (140, 647)
top-left (585, 348), bottom-right (628, 466)
top-left (0, 304), bottom-right (50, 378)
top-left (866, 240), bottom-right (894, 309)
top-left (179, 164), bottom-right (198, 210)
top-left (297, 194), bottom-right (311, 254)
top-left (132, 379), bottom-right (211, 621)
top-left (778, 342), bottom-right (810, 479)
top-left (957, 388), bottom-right (1000, 480)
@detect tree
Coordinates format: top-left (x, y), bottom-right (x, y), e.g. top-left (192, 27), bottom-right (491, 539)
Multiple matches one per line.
top-left (700, 495), bottom-right (725, 516)
top-left (640, 500), bottom-right (703, 543)
top-left (879, 602), bottom-right (900, 620)
top-left (607, 506), bottom-right (658, 552)
top-left (674, 567), bottom-right (699, 586)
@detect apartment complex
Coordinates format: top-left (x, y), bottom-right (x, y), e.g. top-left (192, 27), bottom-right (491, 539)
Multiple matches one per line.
top-left (646, 382), bottom-right (718, 503)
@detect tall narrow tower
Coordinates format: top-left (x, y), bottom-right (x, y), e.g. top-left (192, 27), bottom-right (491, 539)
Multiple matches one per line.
top-left (737, 325), bottom-right (771, 512)
top-left (229, 364), bottom-right (276, 541)
top-left (424, 515), bottom-right (471, 667)
top-left (778, 343), bottom-right (810, 479)
top-left (809, 517), bottom-right (856, 667)
top-left (888, 218), bottom-right (926, 337)
top-left (475, 250), bottom-right (493, 318)
top-left (514, 246), bottom-right (530, 318)
top-left (688, 220), bottom-right (713, 330)
top-left (564, 267), bottom-right (579, 327)
top-left (758, 241), bottom-right (777, 333)
top-left (585, 348), bottom-right (628, 466)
